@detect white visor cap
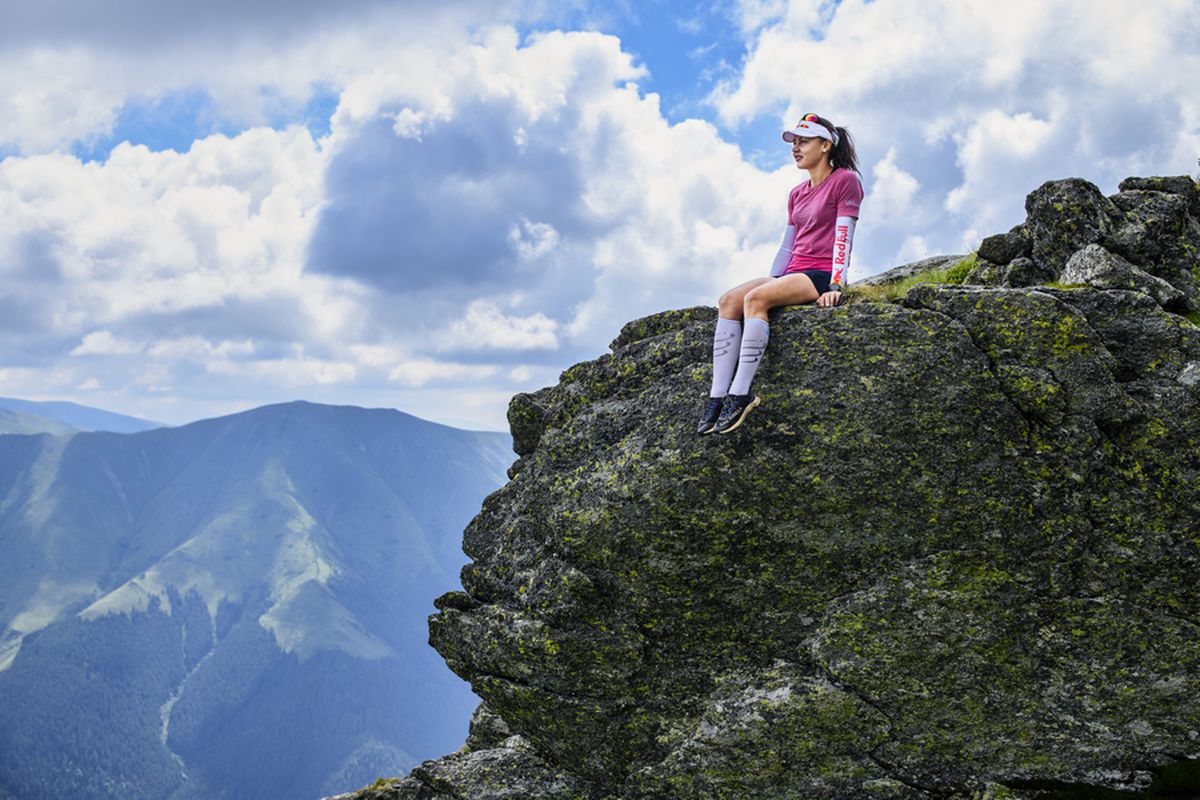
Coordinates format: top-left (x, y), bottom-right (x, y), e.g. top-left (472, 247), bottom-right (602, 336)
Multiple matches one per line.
top-left (782, 119), bottom-right (838, 146)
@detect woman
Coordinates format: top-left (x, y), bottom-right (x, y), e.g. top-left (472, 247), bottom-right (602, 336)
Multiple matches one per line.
top-left (697, 113), bottom-right (863, 435)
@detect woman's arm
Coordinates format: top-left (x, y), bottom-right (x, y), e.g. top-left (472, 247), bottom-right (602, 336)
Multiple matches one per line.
top-left (817, 215), bottom-right (856, 307)
top-left (769, 224), bottom-right (797, 277)
top-left (830, 216), bottom-right (856, 290)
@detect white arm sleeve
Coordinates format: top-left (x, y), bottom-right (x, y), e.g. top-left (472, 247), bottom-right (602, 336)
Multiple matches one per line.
top-left (829, 216), bottom-right (856, 289)
top-left (769, 225), bottom-right (797, 277)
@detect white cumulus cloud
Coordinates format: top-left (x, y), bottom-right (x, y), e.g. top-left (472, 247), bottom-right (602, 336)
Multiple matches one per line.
top-left (717, 0), bottom-right (1200, 264)
top-left (445, 301), bottom-right (560, 351)
top-left (0, 23), bottom-right (802, 429)
top-left (71, 330), bottom-right (144, 356)
top-left (866, 148), bottom-right (920, 226)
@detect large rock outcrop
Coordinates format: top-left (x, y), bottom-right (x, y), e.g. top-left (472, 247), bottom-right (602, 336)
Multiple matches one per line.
top-left (330, 176), bottom-right (1200, 800)
top-left (966, 175), bottom-right (1200, 313)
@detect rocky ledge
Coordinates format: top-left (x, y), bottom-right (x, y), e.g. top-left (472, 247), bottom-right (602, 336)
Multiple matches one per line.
top-left (329, 175), bottom-right (1200, 800)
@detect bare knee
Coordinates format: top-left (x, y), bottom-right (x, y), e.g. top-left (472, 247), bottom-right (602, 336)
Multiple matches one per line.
top-left (743, 288), bottom-right (771, 319)
top-left (718, 290), bottom-right (743, 318)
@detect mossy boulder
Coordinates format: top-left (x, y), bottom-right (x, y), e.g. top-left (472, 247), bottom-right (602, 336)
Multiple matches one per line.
top-left (1062, 243), bottom-right (1185, 309)
top-left (1024, 178), bottom-right (1121, 274)
top-left (464, 702), bottom-right (514, 751)
top-left (960, 175), bottom-right (1200, 313)
top-left (508, 390), bottom-right (552, 457)
top-left (331, 177), bottom-right (1200, 800)
top-left (323, 739), bottom-right (591, 800)
top-left (977, 225), bottom-right (1031, 266)
top-left (966, 254), bottom-right (1054, 288)
top-left (1119, 175), bottom-right (1200, 218)
top-left (419, 283), bottom-right (1200, 799)
top-left (1105, 189), bottom-right (1200, 310)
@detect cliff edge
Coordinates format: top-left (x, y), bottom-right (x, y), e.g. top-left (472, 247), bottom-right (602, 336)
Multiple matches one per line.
top-left (331, 175), bottom-right (1200, 800)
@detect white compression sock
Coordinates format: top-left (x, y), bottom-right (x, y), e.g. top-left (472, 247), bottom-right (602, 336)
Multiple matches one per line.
top-left (709, 318), bottom-right (742, 397)
top-left (729, 318), bottom-right (769, 396)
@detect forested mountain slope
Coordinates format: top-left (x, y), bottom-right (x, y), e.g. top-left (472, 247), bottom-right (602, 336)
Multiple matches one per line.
top-left (0, 401), bottom-right (512, 800)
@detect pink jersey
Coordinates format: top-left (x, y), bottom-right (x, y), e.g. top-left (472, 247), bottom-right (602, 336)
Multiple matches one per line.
top-left (783, 168), bottom-right (864, 274)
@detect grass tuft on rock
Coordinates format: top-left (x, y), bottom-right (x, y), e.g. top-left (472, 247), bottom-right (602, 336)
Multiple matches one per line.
top-left (945, 252), bottom-right (977, 283)
top-left (848, 253), bottom-right (976, 304)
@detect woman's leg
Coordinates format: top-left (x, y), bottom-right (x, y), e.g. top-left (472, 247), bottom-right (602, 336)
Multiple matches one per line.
top-left (727, 274), bottom-right (819, 396)
top-left (743, 273), bottom-right (820, 321)
top-left (710, 278), bottom-right (771, 397)
top-left (699, 278), bottom-right (773, 433)
top-left (717, 277), bottom-right (773, 321)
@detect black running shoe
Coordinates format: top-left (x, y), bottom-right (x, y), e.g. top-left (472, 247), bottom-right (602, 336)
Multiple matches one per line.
top-left (713, 393), bottom-right (761, 434)
top-left (696, 396), bottom-right (725, 434)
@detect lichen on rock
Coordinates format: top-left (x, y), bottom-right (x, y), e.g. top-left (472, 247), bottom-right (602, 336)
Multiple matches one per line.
top-left (1061, 243), bottom-right (1185, 309)
top-left (331, 175), bottom-right (1200, 800)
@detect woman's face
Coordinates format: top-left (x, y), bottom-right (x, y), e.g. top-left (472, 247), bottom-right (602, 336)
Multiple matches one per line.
top-left (791, 136), bottom-right (829, 170)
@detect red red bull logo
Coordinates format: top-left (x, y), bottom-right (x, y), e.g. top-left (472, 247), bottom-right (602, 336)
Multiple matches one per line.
top-left (833, 224), bottom-right (849, 267)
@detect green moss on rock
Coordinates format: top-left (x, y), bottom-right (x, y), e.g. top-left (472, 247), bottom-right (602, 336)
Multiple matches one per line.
top-left (414, 283), bottom-right (1200, 799)
top-left (331, 175), bottom-right (1200, 800)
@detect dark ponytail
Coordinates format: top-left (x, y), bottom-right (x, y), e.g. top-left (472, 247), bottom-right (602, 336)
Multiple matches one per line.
top-left (807, 114), bottom-right (859, 173)
top-left (830, 126), bottom-right (858, 173)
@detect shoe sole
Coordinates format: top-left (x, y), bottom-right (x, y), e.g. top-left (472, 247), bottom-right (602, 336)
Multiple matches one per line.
top-left (716, 396), bottom-right (761, 434)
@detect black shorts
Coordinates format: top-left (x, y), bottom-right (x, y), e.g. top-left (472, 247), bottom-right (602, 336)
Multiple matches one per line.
top-left (778, 269), bottom-right (832, 294)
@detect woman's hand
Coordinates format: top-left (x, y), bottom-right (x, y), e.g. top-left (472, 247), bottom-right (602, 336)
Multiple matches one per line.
top-left (817, 290), bottom-right (842, 308)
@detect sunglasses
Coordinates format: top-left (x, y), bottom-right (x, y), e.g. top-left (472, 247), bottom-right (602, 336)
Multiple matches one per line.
top-left (785, 113), bottom-right (831, 145)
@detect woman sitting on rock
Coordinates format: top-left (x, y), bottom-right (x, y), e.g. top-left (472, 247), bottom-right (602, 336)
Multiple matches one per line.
top-left (697, 113), bottom-right (864, 435)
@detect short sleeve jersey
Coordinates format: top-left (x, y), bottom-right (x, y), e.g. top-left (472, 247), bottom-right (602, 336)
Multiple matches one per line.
top-left (784, 168), bottom-right (864, 274)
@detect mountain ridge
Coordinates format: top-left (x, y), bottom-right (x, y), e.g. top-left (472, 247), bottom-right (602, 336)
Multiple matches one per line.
top-left (0, 399), bottom-right (514, 799)
top-left (0, 395), bottom-right (163, 434)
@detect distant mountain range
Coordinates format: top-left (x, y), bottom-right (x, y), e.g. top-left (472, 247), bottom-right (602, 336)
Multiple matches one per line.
top-left (0, 401), bottom-right (514, 799)
top-left (0, 397), bottom-right (163, 435)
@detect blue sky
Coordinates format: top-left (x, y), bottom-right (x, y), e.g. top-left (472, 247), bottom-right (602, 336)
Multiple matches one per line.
top-left (0, 0), bottom-right (1197, 430)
